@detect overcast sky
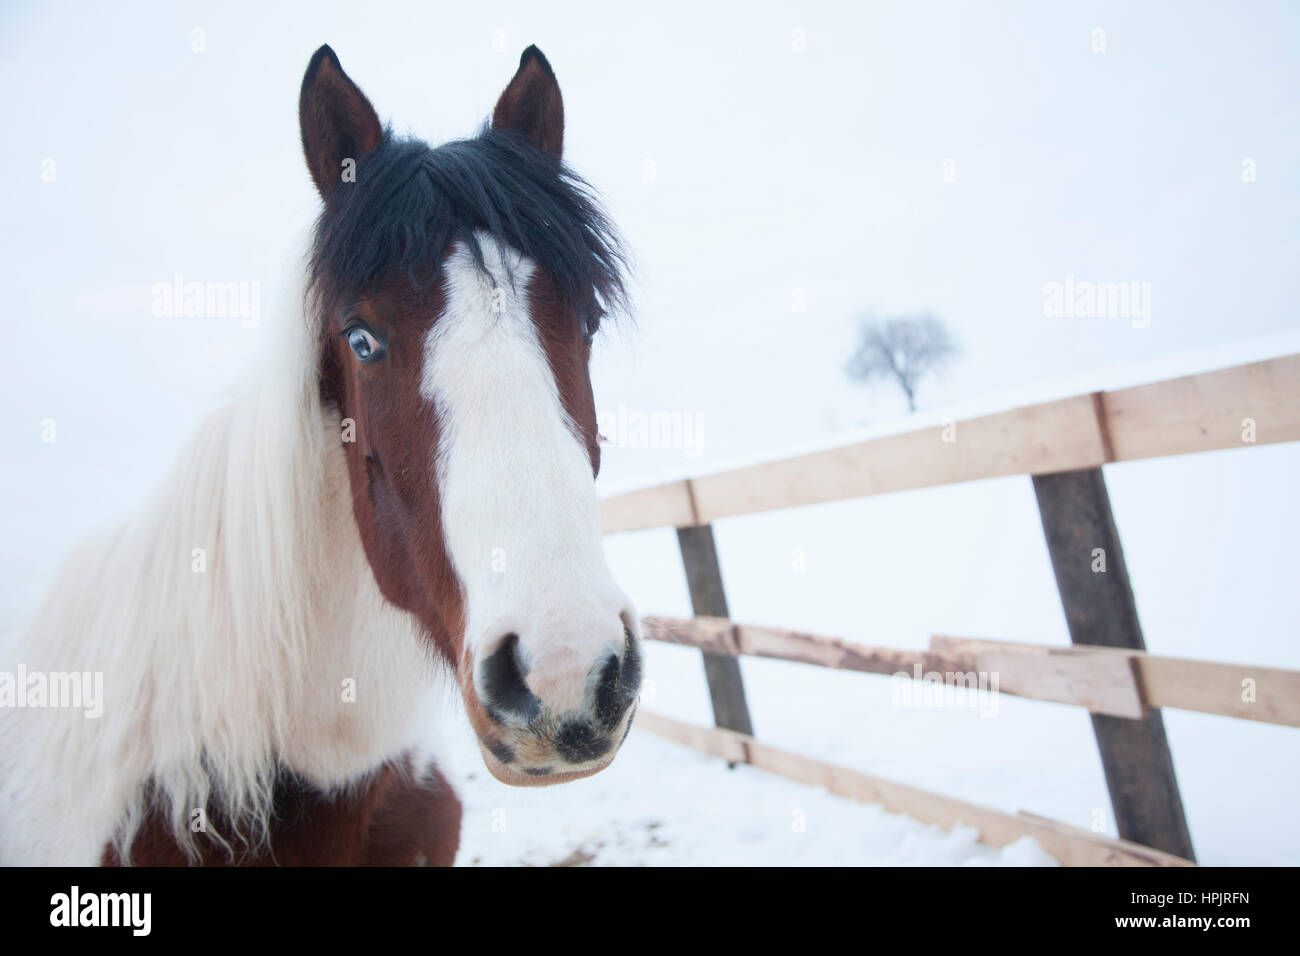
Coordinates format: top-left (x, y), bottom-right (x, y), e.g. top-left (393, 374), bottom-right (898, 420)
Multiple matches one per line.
top-left (2, 0), bottom-right (1297, 494)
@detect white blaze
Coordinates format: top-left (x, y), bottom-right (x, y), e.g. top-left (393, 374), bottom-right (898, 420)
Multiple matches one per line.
top-left (421, 234), bottom-right (632, 711)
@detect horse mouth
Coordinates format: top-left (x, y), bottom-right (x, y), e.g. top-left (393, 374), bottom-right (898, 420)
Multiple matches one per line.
top-left (473, 702), bottom-right (638, 787)
top-left (476, 739), bottom-right (614, 787)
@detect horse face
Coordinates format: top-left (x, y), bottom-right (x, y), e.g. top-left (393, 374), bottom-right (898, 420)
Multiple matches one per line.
top-left (300, 46), bottom-right (641, 784)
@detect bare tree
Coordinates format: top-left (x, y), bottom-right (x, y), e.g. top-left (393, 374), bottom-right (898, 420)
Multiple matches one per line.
top-left (846, 313), bottom-right (958, 412)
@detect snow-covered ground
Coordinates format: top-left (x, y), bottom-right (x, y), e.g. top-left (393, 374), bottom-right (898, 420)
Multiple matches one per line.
top-left (596, 430), bottom-right (1300, 867)
top-left (1, 1), bottom-right (1297, 865)
top-left (447, 717), bottom-right (1057, 866)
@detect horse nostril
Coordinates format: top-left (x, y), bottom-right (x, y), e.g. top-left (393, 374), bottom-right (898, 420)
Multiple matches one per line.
top-left (479, 634), bottom-right (541, 725)
top-left (592, 654), bottom-right (623, 729)
top-left (593, 625), bottom-right (643, 731)
top-left (620, 624), bottom-right (643, 696)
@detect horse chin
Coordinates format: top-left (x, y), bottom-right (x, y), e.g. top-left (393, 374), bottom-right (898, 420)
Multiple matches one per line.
top-left (476, 741), bottom-right (613, 788)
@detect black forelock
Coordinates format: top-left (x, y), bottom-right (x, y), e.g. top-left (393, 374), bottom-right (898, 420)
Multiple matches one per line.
top-left (307, 126), bottom-right (628, 322)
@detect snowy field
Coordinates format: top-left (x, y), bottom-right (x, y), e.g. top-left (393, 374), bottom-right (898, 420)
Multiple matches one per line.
top-left (2, 1), bottom-right (1297, 865)
top-left (447, 717), bottom-right (1057, 867)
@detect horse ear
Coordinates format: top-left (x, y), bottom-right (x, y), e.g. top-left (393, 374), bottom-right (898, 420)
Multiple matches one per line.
top-left (492, 45), bottom-right (564, 159)
top-left (299, 45), bottom-right (383, 197)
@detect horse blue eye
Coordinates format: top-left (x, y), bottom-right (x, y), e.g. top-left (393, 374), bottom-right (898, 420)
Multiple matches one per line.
top-left (347, 326), bottom-right (382, 361)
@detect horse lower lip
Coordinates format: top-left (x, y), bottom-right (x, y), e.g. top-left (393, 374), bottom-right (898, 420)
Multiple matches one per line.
top-left (481, 747), bottom-right (614, 788)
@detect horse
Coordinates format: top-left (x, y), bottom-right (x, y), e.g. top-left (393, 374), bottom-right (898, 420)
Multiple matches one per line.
top-left (0, 44), bottom-right (642, 865)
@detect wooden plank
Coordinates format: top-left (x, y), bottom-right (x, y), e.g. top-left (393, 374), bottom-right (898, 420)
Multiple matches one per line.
top-left (646, 616), bottom-right (1300, 726)
top-left (644, 615), bottom-right (740, 656)
top-left (638, 710), bottom-right (749, 763)
top-left (930, 635), bottom-right (1300, 727)
top-left (603, 394), bottom-right (1104, 532)
top-left (601, 480), bottom-right (695, 533)
top-left (645, 617), bottom-right (1146, 718)
top-left (970, 647), bottom-right (1143, 718)
top-left (739, 620), bottom-right (926, 677)
top-left (1140, 656), bottom-right (1300, 727)
top-left (635, 711), bottom-right (1192, 867)
top-left (675, 525), bottom-right (754, 737)
top-left (925, 635), bottom-right (1145, 719)
top-left (646, 616), bottom-right (934, 678)
top-left (1033, 467), bottom-right (1196, 861)
top-left (690, 394), bottom-right (1105, 524)
top-left (1105, 354), bottom-right (1300, 462)
top-left (600, 354), bottom-right (1300, 533)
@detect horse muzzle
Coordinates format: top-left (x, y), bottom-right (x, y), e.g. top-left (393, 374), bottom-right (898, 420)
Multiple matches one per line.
top-left (461, 622), bottom-right (642, 784)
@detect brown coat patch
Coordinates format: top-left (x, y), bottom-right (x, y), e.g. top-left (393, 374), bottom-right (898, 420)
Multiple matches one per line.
top-left (104, 756), bottom-right (461, 867)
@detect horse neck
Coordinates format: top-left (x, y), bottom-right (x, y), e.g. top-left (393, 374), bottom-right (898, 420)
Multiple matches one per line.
top-left (125, 302), bottom-right (438, 822)
top-left (0, 288), bottom-right (442, 866)
top-left (198, 309), bottom-right (439, 781)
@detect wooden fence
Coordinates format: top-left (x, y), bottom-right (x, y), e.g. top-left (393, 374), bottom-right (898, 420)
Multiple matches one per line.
top-left (602, 354), bottom-right (1300, 866)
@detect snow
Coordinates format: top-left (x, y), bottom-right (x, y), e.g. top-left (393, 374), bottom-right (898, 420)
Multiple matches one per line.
top-left (596, 439), bottom-right (1300, 866)
top-left (446, 713), bottom-right (1058, 867)
top-left (2, 1), bottom-right (1298, 865)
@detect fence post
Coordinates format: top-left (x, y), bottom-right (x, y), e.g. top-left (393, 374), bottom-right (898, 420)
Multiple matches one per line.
top-left (1032, 467), bottom-right (1196, 861)
top-left (675, 524), bottom-right (754, 737)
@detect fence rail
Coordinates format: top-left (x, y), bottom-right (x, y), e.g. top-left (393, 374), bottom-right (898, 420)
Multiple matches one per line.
top-left (642, 616), bottom-right (1300, 727)
top-left (606, 354), bottom-right (1300, 864)
top-left (602, 354), bottom-right (1300, 533)
top-left (636, 712), bottom-right (1192, 867)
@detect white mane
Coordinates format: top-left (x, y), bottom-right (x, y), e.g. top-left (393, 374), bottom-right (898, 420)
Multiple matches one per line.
top-left (0, 261), bottom-right (449, 865)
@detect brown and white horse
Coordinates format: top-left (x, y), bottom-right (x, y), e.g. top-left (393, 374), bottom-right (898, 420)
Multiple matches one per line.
top-left (0, 45), bottom-right (641, 865)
